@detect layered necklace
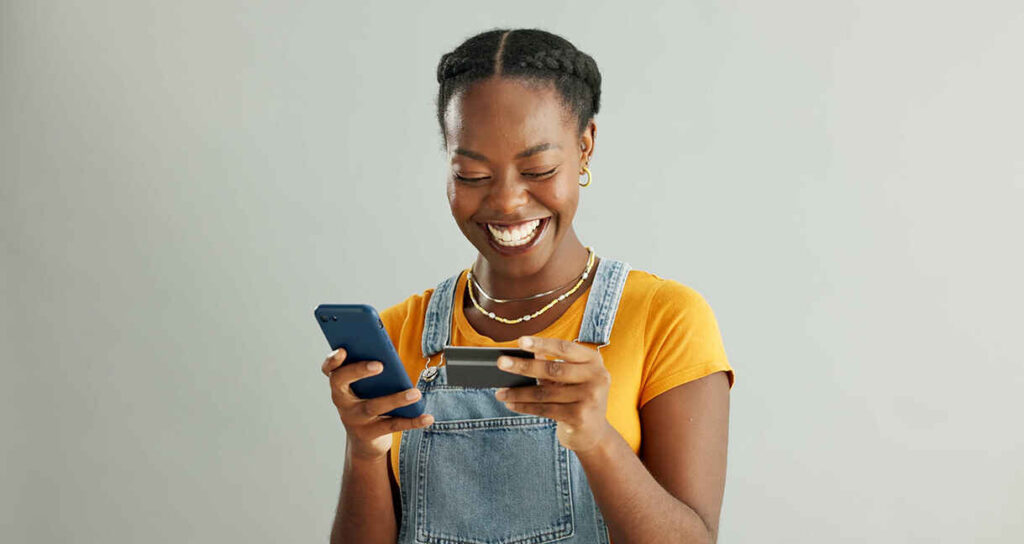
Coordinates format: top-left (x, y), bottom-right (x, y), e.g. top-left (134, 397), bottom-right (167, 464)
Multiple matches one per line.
top-left (466, 246), bottom-right (596, 325)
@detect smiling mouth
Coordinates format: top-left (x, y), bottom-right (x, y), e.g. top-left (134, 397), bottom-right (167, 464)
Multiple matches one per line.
top-left (479, 217), bottom-right (550, 248)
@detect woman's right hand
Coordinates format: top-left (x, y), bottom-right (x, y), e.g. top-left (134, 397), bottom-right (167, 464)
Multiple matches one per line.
top-left (322, 347), bottom-right (435, 461)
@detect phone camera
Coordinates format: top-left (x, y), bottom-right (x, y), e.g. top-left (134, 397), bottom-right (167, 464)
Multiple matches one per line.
top-left (331, 315), bottom-right (338, 321)
top-left (319, 314), bottom-right (327, 322)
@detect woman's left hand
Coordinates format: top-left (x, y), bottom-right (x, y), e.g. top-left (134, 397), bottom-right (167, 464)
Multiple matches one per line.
top-left (494, 336), bottom-right (615, 453)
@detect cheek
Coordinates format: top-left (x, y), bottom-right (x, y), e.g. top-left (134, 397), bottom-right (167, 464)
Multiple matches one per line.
top-left (446, 182), bottom-right (478, 220)
top-left (545, 174), bottom-right (580, 213)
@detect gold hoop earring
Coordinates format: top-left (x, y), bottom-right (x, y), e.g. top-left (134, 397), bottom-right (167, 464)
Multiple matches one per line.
top-left (579, 165), bottom-right (592, 187)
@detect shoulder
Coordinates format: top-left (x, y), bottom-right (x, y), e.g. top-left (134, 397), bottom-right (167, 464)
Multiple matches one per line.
top-left (378, 270), bottom-right (462, 350)
top-left (621, 268), bottom-right (716, 320)
top-left (620, 267), bottom-right (725, 356)
top-left (380, 286), bottom-right (434, 340)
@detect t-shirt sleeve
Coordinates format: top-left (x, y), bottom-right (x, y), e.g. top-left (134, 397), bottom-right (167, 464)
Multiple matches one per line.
top-left (379, 298), bottom-right (411, 355)
top-left (379, 289), bottom-right (433, 385)
top-left (639, 280), bottom-right (734, 409)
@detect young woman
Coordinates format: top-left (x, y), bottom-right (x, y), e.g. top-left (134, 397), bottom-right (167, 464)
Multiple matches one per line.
top-left (322, 28), bottom-right (735, 544)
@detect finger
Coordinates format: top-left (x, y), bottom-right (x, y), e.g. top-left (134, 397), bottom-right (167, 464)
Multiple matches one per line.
top-left (503, 400), bottom-right (581, 424)
top-left (365, 413), bottom-right (435, 435)
top-left (518, 336), bottom-right (595, 364)
top-left (329, 360), bottom-right (384, 402)
top-left (321, 347), bottom-right (348, 376)
top-left (496, 383), bottom-right (588, 404)
top-left (496, 355), bottom-right (589, 383)
top-left (355, 387), bottom-right (423, 421)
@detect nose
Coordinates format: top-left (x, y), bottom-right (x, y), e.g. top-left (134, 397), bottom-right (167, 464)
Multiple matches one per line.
top-left (485, 172), bottom-right (530, 215)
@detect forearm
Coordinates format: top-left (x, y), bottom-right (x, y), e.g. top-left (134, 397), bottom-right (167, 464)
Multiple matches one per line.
top-left (576, 424), bottom-right (713, 544)
top-left (330, 441), bottom-right (397, 544)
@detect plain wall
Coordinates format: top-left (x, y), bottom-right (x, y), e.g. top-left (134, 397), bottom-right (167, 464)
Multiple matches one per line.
top-left (2, 1), bottom-right (1022, 542)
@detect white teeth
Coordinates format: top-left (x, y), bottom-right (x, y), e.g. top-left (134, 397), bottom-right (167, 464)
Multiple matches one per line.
top-left (486, 219), bottom-right (542, 246)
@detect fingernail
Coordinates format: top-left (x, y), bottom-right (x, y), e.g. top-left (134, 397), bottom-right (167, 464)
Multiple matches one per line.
top-left (367, 361), bottom-right (382, 372)
top-left (497, 357), bottom-right (512, 369)
top-left (405, 389), bottom-right (420, 400)
top-left (495, 388), bottom-right (508, 399)
top-left (520, 337), bottom-right (533, 348)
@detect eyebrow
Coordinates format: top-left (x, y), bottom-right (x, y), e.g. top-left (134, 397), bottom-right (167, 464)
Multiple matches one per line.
top-left (453, 142), bottom-right (561, 162)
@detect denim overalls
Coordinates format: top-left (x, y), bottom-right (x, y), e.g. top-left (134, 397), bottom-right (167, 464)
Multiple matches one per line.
top-left (396, 256), bottom-right (632, 544)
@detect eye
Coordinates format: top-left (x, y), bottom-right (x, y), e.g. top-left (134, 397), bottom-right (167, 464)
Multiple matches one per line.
top-left (454, 173), bottom-right (489, 182)
top-left (524, 167), bottom-right (558, 178)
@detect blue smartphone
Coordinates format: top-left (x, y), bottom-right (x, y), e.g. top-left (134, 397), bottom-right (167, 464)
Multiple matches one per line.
top-left (314, 304), bottom-right (424, 419)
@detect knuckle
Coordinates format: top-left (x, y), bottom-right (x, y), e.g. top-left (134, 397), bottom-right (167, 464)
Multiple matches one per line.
top-left (546, 360), bottom-right (563, 377)
top-left (360, 400), bottom-right (375, 418)
top-left (558, 339), bottom-right (573, 353)
top-left (533, 386), bottom-right (547, 401)
top-left (333, 375), bottom-right (351, 393)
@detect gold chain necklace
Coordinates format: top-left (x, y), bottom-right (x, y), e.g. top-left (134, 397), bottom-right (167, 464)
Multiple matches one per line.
top-left (466, 247), bottom-right (596, 325)
top-left (469, 269), bottom-right (577, 303)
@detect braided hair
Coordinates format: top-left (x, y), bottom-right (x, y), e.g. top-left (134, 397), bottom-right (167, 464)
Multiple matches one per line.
top-left (435, 28), bottom-right (602, 144)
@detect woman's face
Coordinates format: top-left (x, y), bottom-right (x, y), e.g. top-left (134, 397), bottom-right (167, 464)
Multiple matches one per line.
top-left (444, 76), bottom-right (595, 277)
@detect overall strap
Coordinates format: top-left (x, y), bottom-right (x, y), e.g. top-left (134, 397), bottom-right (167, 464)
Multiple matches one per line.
top-left (421, 270), bottom-right (462, 359)
top-left (576, 257), bottom-right (632, 347)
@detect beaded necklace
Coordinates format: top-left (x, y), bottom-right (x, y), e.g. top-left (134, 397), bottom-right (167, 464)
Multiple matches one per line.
top-left (466, 246), bottom-right (596, 325)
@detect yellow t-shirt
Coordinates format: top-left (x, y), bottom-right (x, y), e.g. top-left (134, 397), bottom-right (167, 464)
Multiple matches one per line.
top-left (381, 268), bottom-right (734, 486)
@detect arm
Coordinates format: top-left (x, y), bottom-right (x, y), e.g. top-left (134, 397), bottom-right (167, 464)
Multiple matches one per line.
top-left (329, 443), bottom-right (398, 544)
top-left (387, 451), bottom-right (403, 526)
top-left (576, 370), bottom-right (731, 543)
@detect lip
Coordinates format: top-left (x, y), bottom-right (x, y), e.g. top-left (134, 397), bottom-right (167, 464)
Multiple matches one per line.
top-left (478, 217), bottom-right (551, 256)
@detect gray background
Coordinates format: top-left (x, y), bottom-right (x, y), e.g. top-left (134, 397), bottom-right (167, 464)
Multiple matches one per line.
top-left (3, 1), bottom-right (1022, 542)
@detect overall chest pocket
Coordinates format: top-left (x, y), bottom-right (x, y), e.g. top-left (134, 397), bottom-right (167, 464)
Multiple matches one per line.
top-left (415, 415), bottom-right (574, 544)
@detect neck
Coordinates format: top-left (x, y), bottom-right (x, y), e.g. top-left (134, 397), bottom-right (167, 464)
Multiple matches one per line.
top-left (471, 230), bottom-right (591, 300)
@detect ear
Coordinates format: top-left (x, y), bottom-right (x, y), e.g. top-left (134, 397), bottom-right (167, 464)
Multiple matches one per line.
top-left (579, 119), bottom-right (597, 165)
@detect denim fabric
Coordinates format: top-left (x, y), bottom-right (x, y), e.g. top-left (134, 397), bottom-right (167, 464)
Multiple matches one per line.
top-left (399, 256), bottom-right (631, 544)
top-left (420, 272), bottom-right (460, 361)
top-left (574, 259), bottom-right (631, 348)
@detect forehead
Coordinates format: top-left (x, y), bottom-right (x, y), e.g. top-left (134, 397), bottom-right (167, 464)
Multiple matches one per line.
top-left (445, 77), bottom-right (574, 155)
